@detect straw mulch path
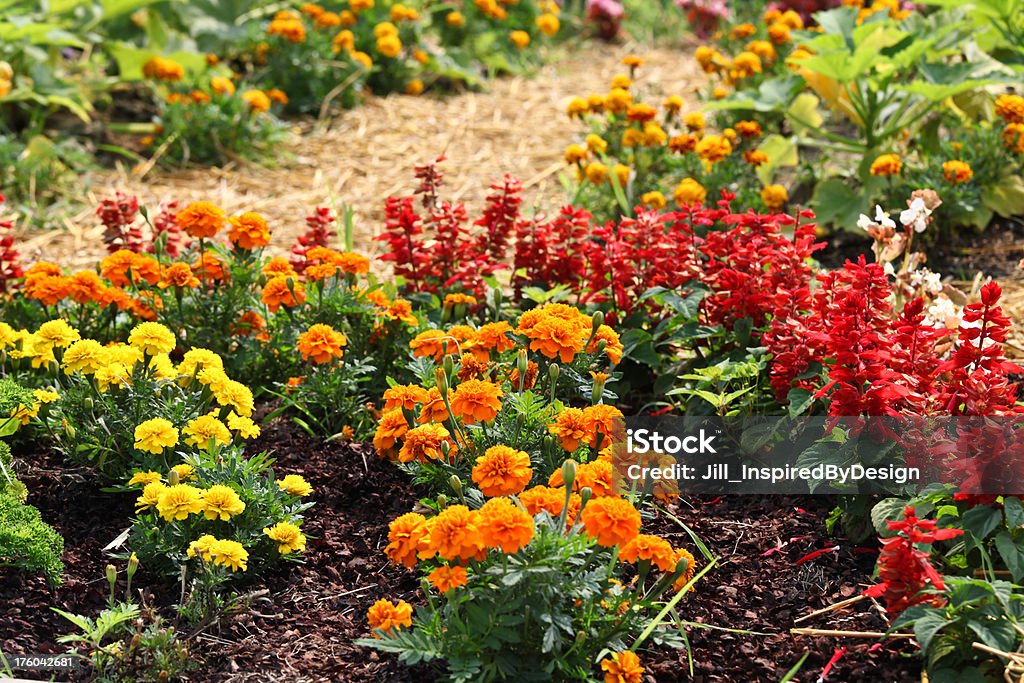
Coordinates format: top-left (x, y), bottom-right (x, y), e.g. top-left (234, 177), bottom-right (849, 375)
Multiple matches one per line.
top-left (18, 41), bottom-right (702, 269)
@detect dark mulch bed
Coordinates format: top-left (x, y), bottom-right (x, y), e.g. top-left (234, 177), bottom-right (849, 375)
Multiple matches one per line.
top-left (819, 217), bottom-right (1024, 280)
top-left (1, 421), bottom-right (920, 682)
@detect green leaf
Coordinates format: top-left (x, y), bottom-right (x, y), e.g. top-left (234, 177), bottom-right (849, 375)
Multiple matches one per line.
top-left (981, 175), bottom-right (1024, 218)
top-left (810, 178), bottom-right (865, 230)
top-left (1005, 496), bottom-right (1024, 528)
top-left (755, 134), bottom-right (799, 186)
top-left (994, 531), bottom-right (1024, 582)
top-left (786, 388), bottom-right (816, 417)
top-left (871, 497), bottom-right (909, 536)
top-left (912, 610), bottom-right (949, 652)
top-left (961, 505), bottom-right (1003, 542)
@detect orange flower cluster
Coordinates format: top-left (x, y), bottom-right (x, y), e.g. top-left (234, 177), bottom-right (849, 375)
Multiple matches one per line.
top-left (548, 404), bottom-right (623, 452)
top-left (516, 303), bottom-right (622, 365)
top-left (296, 323), bottom-right (347, 364)
top-left (23, 261), bottom-right (160, 320)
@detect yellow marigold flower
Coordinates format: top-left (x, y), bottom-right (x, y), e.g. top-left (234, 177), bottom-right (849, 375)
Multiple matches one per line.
top-left (406, 79), bottom-right (424, 95)
top-left (581, 496), bottom-right (641, 547)
top-left (171, 463), bottom-right (195, 481)
top-left (605, 87), bottom-right (632, 114)
top-left (642, 123), bottom-right (667, 147)
top-left (227, 411), bottom-right (260, 439)
top-left (177, 348), bottom-right (223, 379)
top-left (35, 320), bottom-right (80, 350)
top-left (446, 11), bottom-right (465, 27)
top-left (641, 191), bottom-right (667, 210)
top-left (315, 11), bottom-right (341, 28)
top-left (566, 97), bottom-right (589, 118)
top-left (683, 112), bottom-right (705, 132)
top-left (385, 512), bottom-right (428, 567)
top-left (942, 160), bottom-right (972, 183)
top-left (297, 324), bottom-right (347, 364)
top-left (227, 212), bottom-right (271, 250)
top-left (610, 74), bottom-right (632, 89)
top-left (674, 178), bottom-right (707, 206)
top-left (768, 21), bottom-right (791, 44)
top-left (134, 418), bottom-right (179, 455)
top-left (202, 485), bottom-right (246, 521)
top-left (585, 133), bottom-right (608, 153)
top-left (242, 89), bottom-right (272, 113)
top-left (780, 9), bottom-right (804, 29)
top-left (141, 56), bottom-right (184, 82)
top-left (128, 322), bottom-right (176, 356)
top-left (601, 651), bottom-right (644, 683)
top-left (663, 95), bottom-right (684, 113)
top-left (995, 94), bottom-right (1024, 124)
top-left (211, 539), bottom-right (248, 571)
top-left (620, 534), bottom-right (677, 571)
top-left (696, 134), bottom-right (732, 164)
top-left (332, 29), bottom-right (356, 54)
top-left (730, 22), bottom-right (756, 39)
top-left (712, 86), bottom-right (728, 99)
top-left (136, 481), bottom-right (166, 512)
top-left (156, 484), bottom-right (204, 521)
top-left (183, 414), bottom-right (231, 448)
top-left (564, 143), bottom-right (588, 164)
top-left (187, 534), bottom-right (218, 561)
top-left (278, 473), bottom-right (313, 497)
top-left (669, 133), bottom-right (698, 154)
top-left (428, 565), bottom-right (467, 593)
top-left (264, 521), bottom-right (306, 554)
top-left (510, 30), bottom-right (530, 50)
top-left (585, 161), bottom-right (608, 185)
top-left (268, 16), bottom-right (306, 42)
top-left (536, 13), bottom-right (559, 36)
top-left (745, 40), bottom-right (776, 66)
top-left (367, 599), bottom-right (412, 637)
top-left (760, 184), bottom-right (788, 211)
top-left (176, 201), bottom-right (225, 238)
top-left (210, 76), bottom-right (235, 96)
top-left (731, 51), bottom-right (762, 79)
top-left (621, 128), bottom-right (644, 148)
top-left (587, 93), bottom-right (606, 111)
top-left (62, 339), bottom-right (108, 375)
top-left (870, 153), bottom-right (902, 176)
top-left (261, 276), bottom-right (306, 312)
top-left (612, 163), bottom-right (631, 188)
top-left (351, 0), bottom-right (373, 11)
top-left (472, 445), bottom-right (532, 497)
top-left (399, 423), bottom-right (456, 463)
top-left (376, 33), bottom-right (402, 58)
top-left (694, 46), bottom-right (723, 73)
top-left (479, 497), bottom-right (534, 554)
top-left (128, 471), bottom-right (162, 487)
top-left (424, 504), bottom-right (485, 562)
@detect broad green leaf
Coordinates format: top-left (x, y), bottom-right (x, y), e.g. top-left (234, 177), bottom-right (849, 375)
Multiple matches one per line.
top-left (993, 531), bottom-right (1024, 582)
top-left (810, 178), bottom-right (865, 230)
top-left (981, 175), bottom-right (1024, 218)
top-left (912, 610), bottom-right (949, 652)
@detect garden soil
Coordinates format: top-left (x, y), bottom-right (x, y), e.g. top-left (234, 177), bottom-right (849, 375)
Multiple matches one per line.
top-left (2, 419), bottom-right (921, 682)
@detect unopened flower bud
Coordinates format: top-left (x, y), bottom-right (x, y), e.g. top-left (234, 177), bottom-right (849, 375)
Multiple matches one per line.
top-left (434, 367), bottom-right (449, 394)
top-left (442, 353), bottom-right (455, 377)
top-left (127, 552), bottom-right (140, 580)
top-left (516, 350), bottom-right (528, 382)
top-left (579, 486), bottom-right (593, 507)
top-left (167, 469), bottom-right (180, 486)
top-left (449, 475), bottom-right (462, 493)
top-left (561, 459), bottom-right (577, 492)
top-left (591, 310), bottom-right (604, 333)
top-left (437, 494), bottom-right (448, 509)
top-left (549, 364), bottom-right (560, 382)
top-left (106, 563), bottom-right (118, 595)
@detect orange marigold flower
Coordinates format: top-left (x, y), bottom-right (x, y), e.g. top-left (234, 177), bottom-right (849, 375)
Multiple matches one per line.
top-left (399, 423), bottom-right (455, 463)
top-left (479, 497), bottom-right (534, 554)
top-left (509, 360), bottom-right (539, 392)
top-left (942, 160), bottom-right (973, 184)
top-left (227, 212), bottom-right (271, 249)
top-left (695, 134), bottom-right (732, 164)
top-left (159, 262), bottom-right (200, 289)
top-left (176, 201), bottom-right (226, 239)
top-left (443, 293), bottom-right (477, 308)
top-left (995, 94), bottom-right (1024, 124)
top-left (472, 445), bottom-right (532, 497)
top-left (410, 329), bottom-right (457, 361)
top-left (210, 76), bottom-right (235, 96)
top-left (549, 408), bottom-right (588, 452)
top-left (242, 89), bottom-right (272, 113)
top-left (588, 324), bottom-right (623, 365)
top-left (262, 276), bottom-right (306, 312)
top-left (601, 651), bottom-right (644, 683)
top-left (233, 311), bottom-right (266, 336)
top-left (449, 379), bottom-right (503, 424)
top-left (100, 250), bottom-right (161, 287)
top-left (385, 299), bottom-right (418, 325)
top-left (193, 251), bottom-right (227, 282)
top-left (735, 120), bottom-right (762, 138)
top-left (373, 409), bottom-right (408, 459)
top-left (581, 497), bottom-right (641, 547)
top-left (261, 257), bottom-right (297, 279)
top-left (418, 386), bottom-right (453, 424)
top-left (744, 150), bottom-right (769, 166)
top-left (519, 485), bottom-right (580, 521)
top-left (620, 534), bottom-right (677, 571)
top-left (576, 459), bottom-right (617, 497)
top-left (428, 565), bottom-right (468, 593)
top-left (582, 404), bottom-right (623, 448)
top-left (297, 323), bottom-right (347, 364)
top-left (425, 504), bottom-right (485, 562)
top-left (625, 103), bottom-right (657, 123)
top-left (870, 154), bottom-right (902, 177)
top-left (66, 271), bottom-right (106, 305)
top-left (672, 548), bottom-right (698, 591)
top-left (523, 317), bottom-right (586, 363)
top-left (385, 512), bottom-right (428, 568)
top-left (383, 384), bottom-right (429, 411)
top-left (1003, 123), bottom-right (1024, 154)
top-left (367, 599), bottom-right (412, 637)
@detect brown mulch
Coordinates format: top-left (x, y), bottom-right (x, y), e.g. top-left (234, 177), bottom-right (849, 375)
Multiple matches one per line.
top-left (2, 419), bottom-right (921, 682)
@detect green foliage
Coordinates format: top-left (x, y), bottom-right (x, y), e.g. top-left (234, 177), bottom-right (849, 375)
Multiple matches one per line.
top-left (0, 490), bottom-right (65, 585)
